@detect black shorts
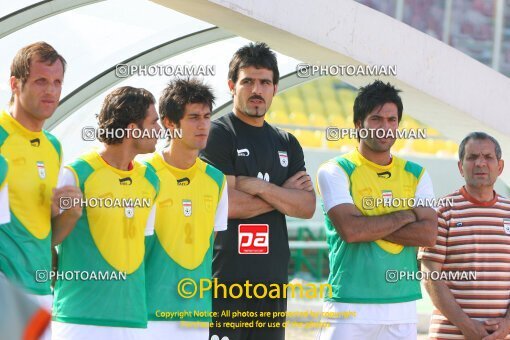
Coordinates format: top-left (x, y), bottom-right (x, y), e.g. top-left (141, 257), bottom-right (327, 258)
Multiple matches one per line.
top-left (210, 293), bottom-right (287, 340)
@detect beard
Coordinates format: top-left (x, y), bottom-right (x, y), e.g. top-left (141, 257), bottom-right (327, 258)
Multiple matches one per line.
top-left (364, 137), bottom-right (395, 152)
top-left (243, 106), bottom-right (266, 117)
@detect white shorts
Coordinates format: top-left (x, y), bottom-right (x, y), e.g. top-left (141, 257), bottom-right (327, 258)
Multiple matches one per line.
top-left (316, 323), bottom-right (417, 340)
top-left (28, 293), bottom-right (52, 340)
top-left (27, 293), bottom-right (52, 312)
top-left (52, 321), bottom-right (147, 340)
top-left (146, 321), bottom-right (209, 340)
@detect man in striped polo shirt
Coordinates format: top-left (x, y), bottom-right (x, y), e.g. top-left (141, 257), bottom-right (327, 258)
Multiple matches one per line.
top-left (420, 132), bottom-right (510, 340)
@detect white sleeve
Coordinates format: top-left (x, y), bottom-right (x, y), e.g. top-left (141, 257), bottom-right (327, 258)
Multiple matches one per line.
top-left (415, 171), bottom-right (434, 199)
top-left (57, 162), bottom-right (66, 188)
top-left (414, 170), bottom-right (435, 207)
top-left (58, 168), bottom-right (78, 214)
top-left (0, 184), bottom-right (10, 224)
top-left (145, 205), bottom-right (156, 236)
top-left (214, 184), bottom-right (228, 232)
top-left (60, 167), bottom-right (77, 187)
top-left (317, 162), bottom-right (354, 213)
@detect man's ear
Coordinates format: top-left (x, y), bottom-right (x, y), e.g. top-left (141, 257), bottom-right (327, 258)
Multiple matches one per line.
top-left (162, 116), bottom-right (178, 130)
top-left (228, 79), bottom-right (235, 95)
top-left (457, 160), bottom-right (465, 178)
top-left (497, 159), bottom-right (504, 176)
top-left (10, 76), bottom-right (19, 94)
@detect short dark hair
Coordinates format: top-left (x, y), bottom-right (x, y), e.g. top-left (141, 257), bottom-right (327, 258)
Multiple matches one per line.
top-left (228, 42), bottom-right (279, 85)
top-left (10, 41), bottom-right (67, 104)
top-left (97, 86), bottom-right (155, 145)
top-left (458, 131), bottom-right (502, 162)
top-left (159, 78), bottom-right (215, 126)
top-left (353, 80), bottom-right (403, 126)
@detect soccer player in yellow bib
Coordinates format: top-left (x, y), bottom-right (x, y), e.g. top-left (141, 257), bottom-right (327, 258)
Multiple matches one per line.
top-left (316, 81), bottom-right (438, 340)
top-left (51, 87), bottom-right (161, 340)
top-left (144, 79), bottom-right (228, 340)
top-left (0, 43), bottom-right (81, 328)
top-left (0, 155), bottom-right (10, 225)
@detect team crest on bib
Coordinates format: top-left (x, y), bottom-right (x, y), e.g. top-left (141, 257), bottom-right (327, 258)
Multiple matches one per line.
top-left (278, 151), bottom-right (288, 167)
top-left (183, 199), bottom-right (192, 217)
top-left (125, 206), bottom-right (134, 218)
top-left (382, 190), bottom-right (392, 206)
top-left (36, 161), bottom-right (46, 179)
top-left (504, 219), bottom-right (510, 235)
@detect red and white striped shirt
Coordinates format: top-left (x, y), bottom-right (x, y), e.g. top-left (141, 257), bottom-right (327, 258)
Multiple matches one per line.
top-left (419, 187), bottom-right (510, 339)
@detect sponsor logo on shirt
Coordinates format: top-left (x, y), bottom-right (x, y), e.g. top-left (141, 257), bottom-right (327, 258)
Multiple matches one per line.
top-left (257, 172), bottom-right (270, 182)
top-left (119, 177), bottom-right (132, 185)
top-left (177, 177), bottom-right (190, 186)
top-left (237, 148), bottom-right (250, 157)
top-left (278, 151), bottom-right (288, 167)
top-left (30, 138), bottom-right (40, 147)
top-left (377, 171), bottom-right (391, 178)
top-left (238, 224), bottom-right (269, 254)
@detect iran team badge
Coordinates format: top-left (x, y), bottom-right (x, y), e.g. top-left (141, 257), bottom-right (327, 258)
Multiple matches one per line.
top-left (382, 190), bottom-right (393, 207)
top-left (278, 151), bottom-right (288, 167)
top-left (504, 219), bottom-right (510, 235)
top-left (36, 161), bottom-right (46, 179)
top-left (125, 205), bottom-right (134, 218)
top-left (183, 199), bottom-right (192, 217)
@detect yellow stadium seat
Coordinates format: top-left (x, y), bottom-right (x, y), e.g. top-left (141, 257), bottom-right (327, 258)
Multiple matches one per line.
top-left (301, 130), bottom-right (322, 148)
top-left (328, 114), bottom-right (351, 128)
top-left (289, 111), bottom-right (309, 126)
top-left (286, 96), bottom-right (305, 113)
top-left (270, 96), bottom-right (287, 113)
top-left (407, 139), bottom-right (436, 154)
top-left (392, 138), bottom-right (406, 153)
top-left (324, 99), bottom-right (343, 117)
top-left (444, 140), bottom-right (459, 157)
top-left (268, 110), bottom-right (290, 125)
top-left (306, 99), bottom-right (325, 115)
top-left (308, 113), bottom-right (328, 128)
top-left (319, 87), bottom-right (337, 101)
top-left (426, 127), bottom-right (441, 137)
top-left (338, 89), bottom-right (356, 115)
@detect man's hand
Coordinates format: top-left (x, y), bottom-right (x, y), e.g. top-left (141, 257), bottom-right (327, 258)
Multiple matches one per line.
top-left (460, 319), bottom-right (490, 340)
top-left (236, 176), bottom-right (268, 196)
top-left (482, 318), bottom-right (510, 340)
top-left (282, 171), bottom-right (313, 192)
top-left (51, 186), bottom-right (82, 218)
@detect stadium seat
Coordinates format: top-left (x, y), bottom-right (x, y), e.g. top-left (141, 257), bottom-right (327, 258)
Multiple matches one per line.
top-left (306, 99), bottom-right (325, 115)
top-left (289, 111), bottom-right (309, 126)
top-left (268, 110), bottom-right (290, 125)
top-left (286, 96), bottom-right (305, 113)
top-left (308, 113), bottom-right (328, 127)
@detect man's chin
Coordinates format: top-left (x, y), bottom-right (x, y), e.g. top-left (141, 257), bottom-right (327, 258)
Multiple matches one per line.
top-left (244, 108), bottom-right (267, 118)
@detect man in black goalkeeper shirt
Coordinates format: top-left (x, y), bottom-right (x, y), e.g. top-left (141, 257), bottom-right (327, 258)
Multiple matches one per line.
top-left (200, 42), bottom-right (316, 340)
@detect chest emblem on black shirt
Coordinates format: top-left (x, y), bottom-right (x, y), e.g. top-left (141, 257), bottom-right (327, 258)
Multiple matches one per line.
top-left (278, 151), bottom-right (288, 167)
top-left (237, 148), bottom-right (250, 157)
